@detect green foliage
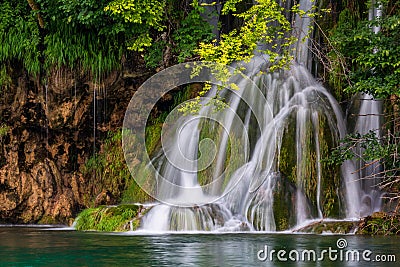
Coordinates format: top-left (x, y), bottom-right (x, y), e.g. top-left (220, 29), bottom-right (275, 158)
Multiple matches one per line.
top-left (55, 0), bottom-right (110, 27)
top-left (0, 0), bottom-right (216, 81)
top-left (326, 129), bottom-right (400, 196)
top-left (75, 205), bottom-right (141, 231)
top-left (0, 0), bottom-right (123, 78)
top-left (83, 130), bottom-right (150, 204)
top-left (358, 212), bottom-right (400, 235)
top-left (326, 131), bottom-right (396, 166)
top-left (197, 0), bottom-right (297, 68)
top-left (0, 1), bottom-right (41, 76)
top-left (173, 1), bottom-right (214, 63)
top-left (184, 0), bottom-right (317, 113)
top-left (2, 0), bottom-right (307, 78)
top-left (43, 24), bottom-right (123, 76)
top-left (105, 0), bottom-right (165, 51)
top-left (143, 40), bottom-right (166, 68)
top-left (105, 0), bottom-right (165, 27)
top-left (329, 1), bottom-right (400, 98)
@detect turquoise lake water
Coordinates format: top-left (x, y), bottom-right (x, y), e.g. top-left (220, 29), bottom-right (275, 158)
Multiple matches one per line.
top-left (0, 226), bottom-right (399, 266)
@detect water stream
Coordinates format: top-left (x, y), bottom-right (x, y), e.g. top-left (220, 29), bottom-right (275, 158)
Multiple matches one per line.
top-left (135, 0), bottom-right (383, 232)
top-left (349, 0), bottom-right (384, 217)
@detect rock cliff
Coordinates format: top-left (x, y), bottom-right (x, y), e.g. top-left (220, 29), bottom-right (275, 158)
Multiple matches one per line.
top-left (0, 62), bottom-right (149, 224)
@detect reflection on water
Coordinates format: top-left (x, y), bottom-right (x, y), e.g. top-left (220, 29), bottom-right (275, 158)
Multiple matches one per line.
top-left (0, 226), bottom-right (399, 266)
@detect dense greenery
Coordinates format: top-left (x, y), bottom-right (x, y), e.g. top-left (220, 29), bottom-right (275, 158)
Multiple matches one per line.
top-left (327, 128), bottom-right (400, 200)
top-left (0, 0), bottom-right (214, 85)
top-left (0, 0), bottom-right (318, 85)
top-left (358, 211), bottom-right (400, 235)
top-left (328, 0), bottom-right (400, 98)
top-left (325, 0), bottom-right (400, 206)
top-left (75, 204), bottom-right (143, 231)
top-left (83, 130), bottom-right (151, 205)
top-left (197, 0), bottom-right (296, 68)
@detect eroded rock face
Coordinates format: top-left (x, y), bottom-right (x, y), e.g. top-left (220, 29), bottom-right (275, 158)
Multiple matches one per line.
top-left (0, 65), bottom-right (149, 224)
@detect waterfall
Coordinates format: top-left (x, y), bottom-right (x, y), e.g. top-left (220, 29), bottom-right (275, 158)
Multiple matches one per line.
top-left (292, 0), bottom-right (314, 67)
top-left (349, 0), bottom-right (384, 217)
top-left (352, 94), bottom-right (383, 216)
top-left (134, 0), bottom-right (372, 232)
top-left (138, 57), bottom-right (359, 232)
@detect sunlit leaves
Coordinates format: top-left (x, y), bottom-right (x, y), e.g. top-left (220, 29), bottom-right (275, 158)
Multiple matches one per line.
top-left (105, 0), bottom-right (165, 52)
top-left (197, 0), bottom-right (297, 70)
top-left (105, 0), bottom-right (165, 29)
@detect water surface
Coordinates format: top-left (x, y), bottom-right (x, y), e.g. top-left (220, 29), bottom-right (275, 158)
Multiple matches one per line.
top-left (0, 226), bottom-right (398, 266)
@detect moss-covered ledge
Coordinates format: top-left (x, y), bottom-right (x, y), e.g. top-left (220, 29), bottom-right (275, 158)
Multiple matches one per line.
top-left (357, 212), bottom-right (400, 236)
top-left (293, 220), bottom-right (359, 234)
top-left (74, 204), bottom-right (148, 232)
top-left (293, 212), bottom-right (400, 235)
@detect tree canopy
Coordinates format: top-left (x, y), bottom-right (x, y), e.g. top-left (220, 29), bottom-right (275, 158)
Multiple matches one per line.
top-left (329, 0), bottom-right (400, 98)
top-left (0, 0), bottom-right (214, 84)
top-left (0, 0), bottom-right (315, 86)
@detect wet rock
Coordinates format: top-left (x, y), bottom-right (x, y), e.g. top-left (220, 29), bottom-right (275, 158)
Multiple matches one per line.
top-left (0, 65), bottom-right (150, 224)
top-left (294, 220), bottom-right (360, 234)
top-left (94, 190), bottom-right (116, 207)
top-left (357, 212), bottom-right (400, 235)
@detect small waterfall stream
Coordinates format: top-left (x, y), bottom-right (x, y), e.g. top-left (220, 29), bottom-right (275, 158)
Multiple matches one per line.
top-left (349, 0), bottom-right (384, 216)
top-left (138, 0), bottom-right (383, 232)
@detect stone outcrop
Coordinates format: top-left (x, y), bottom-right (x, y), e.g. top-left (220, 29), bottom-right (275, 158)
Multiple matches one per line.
top-left (0, 63), bottom-right (150, 224)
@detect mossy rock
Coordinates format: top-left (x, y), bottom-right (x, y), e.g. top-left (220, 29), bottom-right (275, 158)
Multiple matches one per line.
top-left (278, 112), bottom-right (342, 220)
top-left (75, 204), bottom-right (147, 232)
top-left (37, 215), bottom-right (58, 225)
top-left (357, 212), bottom-right (400, 235)
top-left (272, 174), bottom-right (297, 231)
top-left (295, 220), bottom-right (360, 234)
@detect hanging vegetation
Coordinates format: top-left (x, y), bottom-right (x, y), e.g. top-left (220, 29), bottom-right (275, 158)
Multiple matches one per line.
top-left (0, 0), bottom-right (215, 85)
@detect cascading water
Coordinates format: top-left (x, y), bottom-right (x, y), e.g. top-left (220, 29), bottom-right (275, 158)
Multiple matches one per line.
top-left (351, 94), bottom-right (383, 216)
top-left (137, 0), bottom-right (377, 232)
top-left (139, 58), bottom-right (361, 232)
top-left (348, 0), bottom-right (384, 217)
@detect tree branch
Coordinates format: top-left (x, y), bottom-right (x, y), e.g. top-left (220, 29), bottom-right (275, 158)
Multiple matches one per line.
top-left (26, 0), bottom-right (45, 28)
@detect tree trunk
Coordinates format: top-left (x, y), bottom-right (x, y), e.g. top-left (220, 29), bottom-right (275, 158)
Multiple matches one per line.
top-left (26, 0), bottom-right (45, 28)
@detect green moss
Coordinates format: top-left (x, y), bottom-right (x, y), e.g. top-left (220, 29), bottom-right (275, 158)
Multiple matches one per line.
top-left (196, 119), bottom-right (220, 187)
top-left (145, 122), bottom-right (163, 157)
top-left (37, 215), bottom-right (57, 225)
top-left (318, 114), bottom-right (341, 218)
top-left (279, 115), bottom-right (297, 185)
top-left (83, 130), bottom-right (151, 206)
top-left (195, 116), bottom-right (246, 193)
top-left (357, 212), bottom-right (400, 236)
top-left (278, 113), bottom-right (342, 220)
top-left (75, 205), bottom-right (143, 232)
top-left (0, 124), bottom-right (9, 137)
top-left (296, 220), bottom-right (359, 234)
top-left (273, 176), bottom-right (297, 230)
top-left (122, 161), bottom-right (155, 204)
